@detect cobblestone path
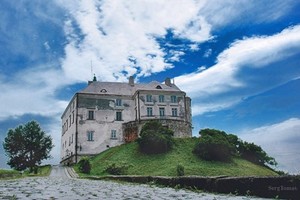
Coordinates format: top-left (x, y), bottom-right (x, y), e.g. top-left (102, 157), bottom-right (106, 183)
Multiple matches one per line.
top-left (0, 166), bottom-right (267, 200)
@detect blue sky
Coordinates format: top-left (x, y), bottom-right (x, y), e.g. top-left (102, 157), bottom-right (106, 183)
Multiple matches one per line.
top-left (0, 0), bottom-right (299, 174)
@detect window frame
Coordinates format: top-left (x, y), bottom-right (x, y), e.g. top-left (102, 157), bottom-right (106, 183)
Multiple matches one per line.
top-left (116, 111), bottom-right (122, 121)
top-left (87, 131), bottom-right (94, 141)
top-left (147, 107), bottom-right (153, 117)
top-left (159, 95), bottom-right (164, 103)
top-left (146, 94), bottom-right (152, 102)
top-left (172, 108), bottom-right (178, 117)
top-left (116, 99), bottom-right (122, 106)
top-left (159, 107), bottom-right (165, 117)
top-left (111, 130), bottom-right (117, 139)
top-left (171, 95), bottom-right (177, 103)
top-left (88, 110), bottom-right (94, 120)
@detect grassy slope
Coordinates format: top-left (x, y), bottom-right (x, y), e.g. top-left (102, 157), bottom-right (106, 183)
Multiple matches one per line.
top-left (87, 138), bottom-right (278, 177)
top-left (0, 165), bottom-right (52, 179)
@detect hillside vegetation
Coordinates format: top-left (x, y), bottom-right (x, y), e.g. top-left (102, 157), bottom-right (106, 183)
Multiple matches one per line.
top-left (82, 138), bottom-right (278, 177)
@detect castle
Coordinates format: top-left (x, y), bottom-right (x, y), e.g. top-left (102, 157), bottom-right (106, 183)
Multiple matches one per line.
top-left (61, 76), bottom-right (192, 165)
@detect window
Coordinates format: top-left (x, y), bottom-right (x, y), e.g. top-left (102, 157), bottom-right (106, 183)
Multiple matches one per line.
top-left (111, 130), bottom-right (117, 139)
top-left (69, 115), bottom-right (71, 127)
top-left (172, 108), bottom-right (178, 117)
top-left (159, 95), bottom-right (164, 103)
top-left (72, 111), bottom-right (75, 124)
top-left (87, 131), bottom-right (94, 141)
top-left (116, 99), bottom-right (122, 106)
top-left (156, 85), bottom-right (162, 89)
top-left (72, 134), bottom-right (74, 143)
top-left (147, 107), bottom-right (153, 117)
top-left (159, 107), bottom-right (165, 117)
top-left (171, 95), bottom-right (177, 103)
top-left (146, 94), bottom-right (152, 102)
top-left (66, 120), bottom-right (68, 131)
top-left (88, 110), bottom-right (94, 120)
top-left (116, 111), bottom-right (122, 121)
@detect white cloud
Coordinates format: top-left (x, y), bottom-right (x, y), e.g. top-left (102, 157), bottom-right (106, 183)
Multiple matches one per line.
top-left (55, 0), bottom-right (213, 82)
top-left (176, 25), bottom-right (300, 116)
top-left (0, 66), bottom-right (69, 121)
top-left (200, 0), bottom-right (296, 29)
top-left (240, 118), bottom-right (300, 174)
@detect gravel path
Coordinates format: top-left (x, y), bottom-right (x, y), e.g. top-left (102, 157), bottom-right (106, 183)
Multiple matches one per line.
top-left (0, 166), bottom-right (267, 200)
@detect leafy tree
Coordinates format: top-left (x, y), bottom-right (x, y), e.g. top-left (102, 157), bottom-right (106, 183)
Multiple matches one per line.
top-left (3, 121), bottom-right (53, 173)
top-left (193, 128), bottom-right (277, 167)
top-left (193, 129), bottom-right (232, 162)
top-left (238, 141), bottom-right (277, 167)
top-left (137, 121), bottom-right (174, 154)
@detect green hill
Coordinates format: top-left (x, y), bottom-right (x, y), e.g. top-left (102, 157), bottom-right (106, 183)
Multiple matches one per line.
top-left (85, 138), bottom-right (278, 177)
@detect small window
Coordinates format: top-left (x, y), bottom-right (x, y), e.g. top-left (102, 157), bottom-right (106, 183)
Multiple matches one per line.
top-left (116, 111), bottom-right (122, 121)
top-left (159, 95), bottom-right (164, 103)
top-left (159, 107), bottom-right (165, 117)
top-left (87, 131), bottom-right (94, 141)
top-left (100, 89), bottom-right (107, 93)
top-left (171, 95), bottom-right (177, 103)
top-left (116, 99), bottom-right (122, 106)
top-left (111, 130), bottom-right (117, 139)
top-left (88, 110), bottom-right (94, 120)
top-left (147, 107), bottom-right (153, 117)
top-left (172, 108), bottom-right (178, 117)
top-left (69, 115), bottom-right (71, 127)
top-left (146, 94), bottom-right (152, 102)
top-left (156, 85), bottom-right (162, 89)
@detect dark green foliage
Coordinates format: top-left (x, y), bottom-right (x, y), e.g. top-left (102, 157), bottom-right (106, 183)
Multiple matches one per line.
top-left (3, 121), bottom-right (53, 173)
top-left (78, 157), bottom-right (91, 174)
top-left (137, 121), bottom-right (174, 154)
top-left (238, 141), bottom-right (277, 167)
top-left (193, 128), bottom-right (277, 167)
top-left (193, 129), bottom-right (232, 162)
top-left (176, 164), bottom-right (185, 176)
top-left (104, 162), bottom-right (131, 175)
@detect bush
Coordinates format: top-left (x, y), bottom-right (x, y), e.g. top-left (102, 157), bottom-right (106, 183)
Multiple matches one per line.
top-left (138, 121), bottom-right (174, 154)
top-left (104, 162), bottom-right (131, 175)
top-left (193, 129), bottom-right (232, 162)
top-left (78, 157), bottom-right (91, 174)
top-left (176, 164), bottom-right (185, 176)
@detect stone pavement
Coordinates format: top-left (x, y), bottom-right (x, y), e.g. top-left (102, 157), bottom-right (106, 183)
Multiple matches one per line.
top-left (0, 166), bottom-right (267, 200)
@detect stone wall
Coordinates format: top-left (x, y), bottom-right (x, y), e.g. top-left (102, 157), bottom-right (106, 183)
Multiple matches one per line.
top-left (88, 175), bottom-right (300, 199)
top-left (122, 119), bottom-right (192, 142)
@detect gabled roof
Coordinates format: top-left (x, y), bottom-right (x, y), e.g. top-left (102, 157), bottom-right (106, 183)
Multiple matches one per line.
top-left (78, 80), bottom-right (183, 96)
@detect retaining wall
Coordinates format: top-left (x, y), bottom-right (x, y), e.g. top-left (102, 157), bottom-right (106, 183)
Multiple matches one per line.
top-left (86, 175), bottom-right (300, 199)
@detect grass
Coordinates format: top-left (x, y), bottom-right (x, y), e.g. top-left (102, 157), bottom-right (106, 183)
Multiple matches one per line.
top-left (0, 169), bottom-right (22, 179)
top-left (77, 138), bottom-right (278, 177)
top-left (0, 165), bottom-right (52, 179)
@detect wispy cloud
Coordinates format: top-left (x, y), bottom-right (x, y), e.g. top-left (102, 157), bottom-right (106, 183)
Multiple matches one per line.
top-left (56, 0), bottom-right (212, 82)
top-left (176, 25), bottom-right (300, 116)
top-left (240, 118), bottom-right (300, 174)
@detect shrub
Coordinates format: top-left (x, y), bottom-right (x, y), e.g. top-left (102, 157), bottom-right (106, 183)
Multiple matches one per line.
top-left (193, 129), bottom-right (232, 162)
top-left (104, 162), bottom-right (131, 175)
top-left (176, 164), bottom-right (185, 176)
top-left (138, 121), bottom-right (174, 154)
top-left (78, 157), bottom-right (91, 174)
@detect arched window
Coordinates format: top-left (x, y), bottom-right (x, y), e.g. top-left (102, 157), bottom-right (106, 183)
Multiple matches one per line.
top-left (100, 89), bottom-right (107, 93)
top-left (156, 85), bottom-right (162, 89)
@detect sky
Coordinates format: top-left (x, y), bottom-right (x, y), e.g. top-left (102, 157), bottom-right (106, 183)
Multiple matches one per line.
top-left (0, 0), bottom-right (299, 174)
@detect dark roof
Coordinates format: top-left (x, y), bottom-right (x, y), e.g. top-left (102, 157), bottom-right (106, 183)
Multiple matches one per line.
top-left (78, 80), bottom-right (183, 96)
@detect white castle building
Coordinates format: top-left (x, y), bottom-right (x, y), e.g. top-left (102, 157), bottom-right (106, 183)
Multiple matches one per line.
top-left (61, 76), bottom-right (192, 165)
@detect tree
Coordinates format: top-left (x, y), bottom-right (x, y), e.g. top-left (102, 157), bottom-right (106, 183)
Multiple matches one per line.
top-left (137, 121), bottom-right (174, 154)
top-left (193, 129), bottom-right (232, 162)
top-left (238, 141), bottom-right (277, 167)
top-left (3, 121), bottom-right (53, 173)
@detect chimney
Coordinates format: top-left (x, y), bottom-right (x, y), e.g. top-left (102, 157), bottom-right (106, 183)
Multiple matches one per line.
top-left (165, 77), bottom-right (172, 87)
top-left (129, 76), bottom-right (134, 86)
